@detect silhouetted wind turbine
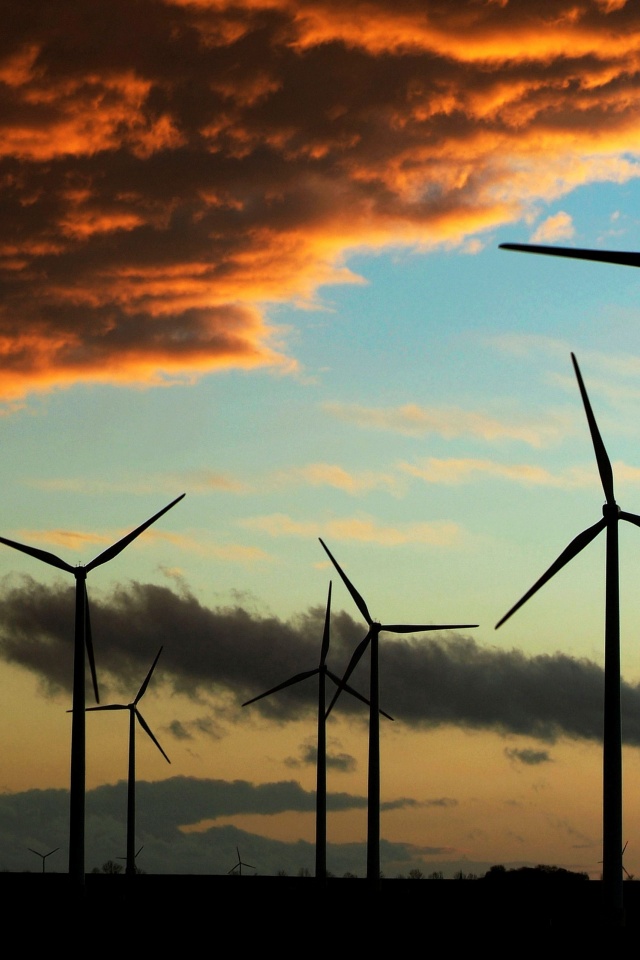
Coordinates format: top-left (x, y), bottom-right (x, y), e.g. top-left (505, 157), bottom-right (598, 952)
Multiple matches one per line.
top-left (500, 242), bottom-right (640, 269)
top-left (118, 845), bottom-right (143, 871)
top-left (28, 847), bottom-right (59, 873)
top-left (228, 847), bottom-right (254, 876)
top-left (495, 353), bottom-right (640, 927)
top-left (0, 493), bottom-right (184, 890)
top-left (319, 538), bottom-right (478, 888)
top-left (242, 581), bottom-right (394, 881)
top-left (86, 646), bottom-right (170, 877)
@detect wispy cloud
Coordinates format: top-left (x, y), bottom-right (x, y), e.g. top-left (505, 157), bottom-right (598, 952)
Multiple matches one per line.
top-left (324, 401), bottom-right (569, 447)
top-left (398, 457), bottom-right (599, 489)
top-left (530, 211), bottom-right (575, 244)
top-left (269, 462), bottom-right (406, 496)
top-left (239, 513), bottom-right (463, 546)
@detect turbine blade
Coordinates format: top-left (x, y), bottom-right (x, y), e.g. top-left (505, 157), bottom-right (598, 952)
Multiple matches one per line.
top-left (0, 536), bottom-right (74, 573)
top-left (85, 494), bottom-right (186, 572)
top-left (325, 632), bottom-right (371, 718)
top-left (135, 646), bottom-right (163, 704)
top-left (242, 669), bottom-right (320, 706)
top-left (85, 703), bottom-right (128, 711)
top-left (326, 669), bottom-right (394, 721)
top-left (84, 585), bottom-right (100, 704)
top-left (495, 516), bottom-right (607, 629)
top-left (500, 243), bottom-right (640, 268)
top-left (318, 539), bottom-right (372, 625)
top-left (319, 581), bottom-right (332, 666)
top-left (620, 511), bottom-right (640, 528)
top-left (382, 623), bottom-right (478, 633)
top-left (571, 353), bottom-right (615, 504)
top-left (135, 709), bottom-right (171, 763)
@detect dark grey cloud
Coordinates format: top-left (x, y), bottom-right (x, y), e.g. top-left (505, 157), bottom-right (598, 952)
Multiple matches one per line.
top-left (0, 776), bottom-right (475, 878)
top-left (0, 574), bottom-right (635, 747)
top-left (505, 747), bottom-right (552, 766)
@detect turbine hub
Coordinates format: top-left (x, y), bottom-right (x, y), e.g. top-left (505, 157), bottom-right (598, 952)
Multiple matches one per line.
top-left (602, 502), bottom-right (621, 518)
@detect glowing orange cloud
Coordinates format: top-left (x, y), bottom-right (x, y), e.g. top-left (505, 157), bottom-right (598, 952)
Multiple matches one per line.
top-left (2, 0), bottom-right (640, 401)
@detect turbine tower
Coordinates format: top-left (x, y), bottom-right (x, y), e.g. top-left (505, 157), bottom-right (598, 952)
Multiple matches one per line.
top-left (495, 353), bottom-right (640, 928)
top-left (242, 581), bottom-right (393, 882)
top-left (0, 493), bottom-right (184, 891)
top-left (86, 646), bottom-right (170, 877)
top-left (319, 538), bottom-right (478, 889)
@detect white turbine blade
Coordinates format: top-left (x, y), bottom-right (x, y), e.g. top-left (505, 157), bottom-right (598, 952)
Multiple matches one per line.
top-left (135, 709), bottom-right (171, 763)
top-left (319, 539), bottom-right (372, 625)
top-left (0, 536), bottom-right (74, 573)
top-left (496, 516), bottom-right (607, 629)
top-left (571, 353), bottom-right (615, 505)
top-left (500, 243), bottom-right (640, 268)
top-left (85, 494), bottom-right (185, 572)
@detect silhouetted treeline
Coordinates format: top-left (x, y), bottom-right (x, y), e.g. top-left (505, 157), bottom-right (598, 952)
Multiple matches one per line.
top-left (483, 864), bottom-right (590, 881)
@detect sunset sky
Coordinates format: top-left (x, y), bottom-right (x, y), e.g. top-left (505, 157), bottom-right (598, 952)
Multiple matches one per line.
top-left (5, 0), bottom-right (640, 880)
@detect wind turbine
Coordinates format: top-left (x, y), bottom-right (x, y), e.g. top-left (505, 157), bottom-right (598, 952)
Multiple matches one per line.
top-left (118, 845), bottom-right (143, 872)
top-left (319, 538), bottom-right (478, 888)
top-left (228, 847), bottom-right (255, 876)
top-left (0, 492), bottom-right (184, 890)
top-left (86, 646), bottom-right (170, 877)
top-left (28, 847), bottom-right (59, 873)
top-left (495, 353), bottom-right (640, 927)
top-left (242, 581), bottom-right (394, 882)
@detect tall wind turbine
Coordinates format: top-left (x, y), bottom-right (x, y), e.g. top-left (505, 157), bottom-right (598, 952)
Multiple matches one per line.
top-left (86, 646), bottom-right (170, 877)
top-left (0, 493), bottom-right (184, 889)
top-left (319, 538), bottom-right (478, 888)
top-left (495, 353), bottom-right (640, 927)
top-left (242, 581), bottom-right (394, 882)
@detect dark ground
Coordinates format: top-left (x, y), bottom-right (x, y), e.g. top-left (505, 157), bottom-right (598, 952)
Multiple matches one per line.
top-left (5, 873), bottom-right (640, 935)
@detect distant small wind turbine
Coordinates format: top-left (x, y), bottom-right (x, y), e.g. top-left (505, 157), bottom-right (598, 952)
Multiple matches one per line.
top-left (28, 847), bottom-right (59, 873)
top-left (319, 538), bottom-right (478, 888)
top-left (495, 353), bottom-right (640, 927)
top-left (86, 646), bottom-right (170, 877)
top-left (228, 846), bottom-right (255, 876)
top-left (242, 581), bottom-right (394, 881)
top-left (118, 845), bottom-right (143, 871)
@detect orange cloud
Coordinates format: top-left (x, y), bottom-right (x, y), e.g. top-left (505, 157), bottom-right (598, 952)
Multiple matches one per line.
top-left (2, 1), bottom-right (640, 401)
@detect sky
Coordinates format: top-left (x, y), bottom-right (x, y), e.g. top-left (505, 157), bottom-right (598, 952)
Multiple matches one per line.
top-left (5, 0), bottom-right (640, 881)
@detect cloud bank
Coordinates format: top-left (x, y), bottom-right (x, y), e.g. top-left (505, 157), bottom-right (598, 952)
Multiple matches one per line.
top-left (3, 0), bottom-right (640, 399)
top-left (0, 574), bottom-right (635, 747)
